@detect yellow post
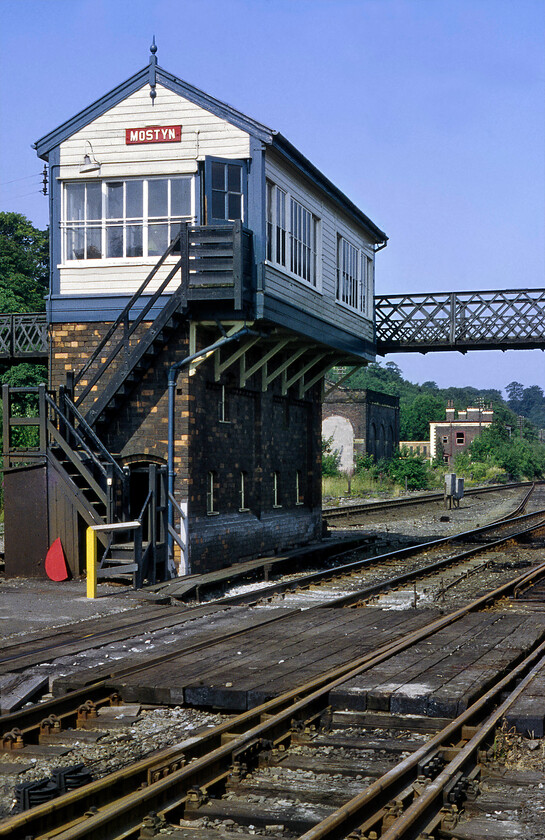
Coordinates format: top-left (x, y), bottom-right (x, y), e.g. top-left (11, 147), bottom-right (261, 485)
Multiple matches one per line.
top-left (86, 527), bottom-right (98, 599)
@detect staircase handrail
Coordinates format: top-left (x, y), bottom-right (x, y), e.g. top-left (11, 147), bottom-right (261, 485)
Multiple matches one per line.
top-left (60, 392), bottom-right (125, 482)
top-left (73, 225), bottom-right (187, 404)
top-left (45, 393), bottom-right (110, 481)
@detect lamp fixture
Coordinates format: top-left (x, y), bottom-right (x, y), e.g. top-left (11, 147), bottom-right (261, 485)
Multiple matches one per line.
top-left (79, 142), bottom-right (101, 173)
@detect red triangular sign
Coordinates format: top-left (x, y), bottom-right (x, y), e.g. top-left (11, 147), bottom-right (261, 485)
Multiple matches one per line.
top-left (45, 538), bottom-right (69, 581)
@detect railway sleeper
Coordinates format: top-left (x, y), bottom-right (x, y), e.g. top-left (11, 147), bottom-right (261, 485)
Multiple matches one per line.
top-left (183, 793), bottom-right (334, 832)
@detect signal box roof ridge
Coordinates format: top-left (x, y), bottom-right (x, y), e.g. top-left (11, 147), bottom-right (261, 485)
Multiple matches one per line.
top-left (37, 51), bottom-right (387, 363)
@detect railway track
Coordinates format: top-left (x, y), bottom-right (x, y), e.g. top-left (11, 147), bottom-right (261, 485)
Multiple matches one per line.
top-left (0, 504), bottom-right (543, 764)
top-left (1, 484), bottom-right (545, 835)
top-left (2, 556), bottom-right (545, 840)
top-left (1, 485), bottom-right (539, 677)
top-left (323, 480), bottom-right (537, 521)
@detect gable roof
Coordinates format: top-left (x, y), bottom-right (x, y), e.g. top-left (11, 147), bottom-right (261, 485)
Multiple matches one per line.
top-left (34, 62), bottom-right (387, 244)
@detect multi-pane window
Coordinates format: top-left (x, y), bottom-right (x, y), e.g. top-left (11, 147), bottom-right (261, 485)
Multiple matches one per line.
top-left (336, 235), bottom-right (372, 314)
top-left (211, 162), bottom-right (243, 221)
top-left (266, 182), bottom-right (317, 285)
top-left (63, 177), bottom-right (194, 261)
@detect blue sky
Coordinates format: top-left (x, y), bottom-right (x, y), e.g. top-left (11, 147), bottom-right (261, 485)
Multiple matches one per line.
top-left (1, 0), bottom-right (544, 394)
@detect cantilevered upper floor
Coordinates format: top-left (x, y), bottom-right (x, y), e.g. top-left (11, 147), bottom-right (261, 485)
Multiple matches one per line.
top-left (35, 48), bottom-right (387, 363)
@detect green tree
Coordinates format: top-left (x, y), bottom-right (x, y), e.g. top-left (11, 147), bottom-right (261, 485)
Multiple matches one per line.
top-left (0, 212), bottom-right (48, 312)
top-left (386, 450), bottom-right (429, 490)
top-left (322, 435), bottom-right (341, 476)
top-left (400, 392), bottom-right (444, 440)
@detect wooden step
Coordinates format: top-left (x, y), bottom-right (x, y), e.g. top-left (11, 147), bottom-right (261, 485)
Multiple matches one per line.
top-left (97, 563), bottom-right (138, 578)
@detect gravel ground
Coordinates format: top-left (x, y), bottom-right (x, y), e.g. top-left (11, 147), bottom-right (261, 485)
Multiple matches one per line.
top-left (0, 705), bottom-right (226, 819)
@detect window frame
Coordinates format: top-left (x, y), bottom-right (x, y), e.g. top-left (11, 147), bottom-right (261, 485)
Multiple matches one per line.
top-left (273, 471), bottom-right (282, 509)
top-left (239, 471), bottom-right (249, 512)
top-left (218, 384), bottom-right (230, 424)
top-left (266, 180), bottom-right (320, 289)
top-left (206, 470), bottom-right (219, 515)
top-left (336, 233), bottom-right (374, 316)
top-left (296, 470), bottom-right (304, 506)
top-left (204, 157), bottom-right (247, 226)
top-left (61, 175), bottom-right (197, 264)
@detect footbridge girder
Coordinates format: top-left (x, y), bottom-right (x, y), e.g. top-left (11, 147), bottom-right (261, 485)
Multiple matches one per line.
top-left (4, 287), bottom-right (545, 365)
top-left (375, 288), bottom-right (545, 354)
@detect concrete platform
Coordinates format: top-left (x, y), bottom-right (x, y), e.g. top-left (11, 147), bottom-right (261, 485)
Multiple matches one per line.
top-left (0, 578), bottom-right (145, 639)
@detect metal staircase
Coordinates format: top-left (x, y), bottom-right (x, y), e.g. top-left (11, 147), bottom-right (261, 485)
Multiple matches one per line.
top-left (3, 222), bottom-right (251, 585)
top-left (2, 384), bottom-right (168, 587)
top-left (71, 224), bottom-right (190, 430)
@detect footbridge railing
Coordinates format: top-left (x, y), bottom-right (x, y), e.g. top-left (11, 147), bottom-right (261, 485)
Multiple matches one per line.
top-left (0, 313), bottom-right (48, 362)
top-left (375, 288), bottom-right (545, 354)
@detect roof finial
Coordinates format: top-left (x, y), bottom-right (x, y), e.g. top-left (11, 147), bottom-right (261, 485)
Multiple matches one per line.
top-left (149, 36), bottom-right (157, 105)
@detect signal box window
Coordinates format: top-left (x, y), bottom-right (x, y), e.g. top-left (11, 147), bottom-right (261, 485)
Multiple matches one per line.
top-left (64, 176), bottom-right (194, 261)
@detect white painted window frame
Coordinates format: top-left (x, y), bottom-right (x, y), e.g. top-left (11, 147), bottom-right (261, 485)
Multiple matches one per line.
top-left (61, 175), bottom-right (197, 265)
top-left (206, 470), bottom-right (218, 515)
top-left (336, 234), bottom-right (374, 316)
top-left (266, 180), bottom-right (321, 290)
top-left (273, 471), bottom-right (282, 509)
top-left (239, 471), bottom-right (249, 512)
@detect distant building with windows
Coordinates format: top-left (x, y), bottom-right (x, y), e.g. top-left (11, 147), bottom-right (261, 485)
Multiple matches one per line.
top-left (430, 401), bottom-right (493, 465)
top-left (399, 441), bottom-right (431, 459)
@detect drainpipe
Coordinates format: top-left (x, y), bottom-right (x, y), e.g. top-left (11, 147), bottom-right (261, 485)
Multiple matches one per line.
top-left (167, 326), bottom-right (257, 562)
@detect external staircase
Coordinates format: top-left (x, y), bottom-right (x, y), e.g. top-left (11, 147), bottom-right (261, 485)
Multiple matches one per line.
top-left (2, 222), bottom-right (251, 587)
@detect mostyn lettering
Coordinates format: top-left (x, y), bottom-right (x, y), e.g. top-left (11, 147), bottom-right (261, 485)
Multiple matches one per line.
top-left (125, 125), bottom-right (182, 144)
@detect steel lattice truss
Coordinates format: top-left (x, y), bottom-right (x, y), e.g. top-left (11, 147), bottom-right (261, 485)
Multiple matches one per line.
top-left (375, 288), bottom-right (545, 354)
top-left (0, 313), bottom-right (48, 361)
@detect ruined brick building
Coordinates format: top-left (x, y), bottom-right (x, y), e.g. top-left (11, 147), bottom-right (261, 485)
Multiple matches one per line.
top-left (322, 386), bottom-right (399, 471)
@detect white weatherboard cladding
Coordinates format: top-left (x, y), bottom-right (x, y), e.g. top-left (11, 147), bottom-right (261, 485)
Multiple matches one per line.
top-left (58, 83), bottom-right (250, 179)
top-left (59, 261), bottom-right (182, 296)
top-left (57, 83), bottom-right (250, 295)
top-left (264, 154), bottom-right (374, 344)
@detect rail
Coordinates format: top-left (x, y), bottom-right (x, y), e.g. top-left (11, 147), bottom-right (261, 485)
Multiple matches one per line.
top-left (3, 557), bottom-right (545, 839)
top-left (323, 480), bottom-right (536, 519)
